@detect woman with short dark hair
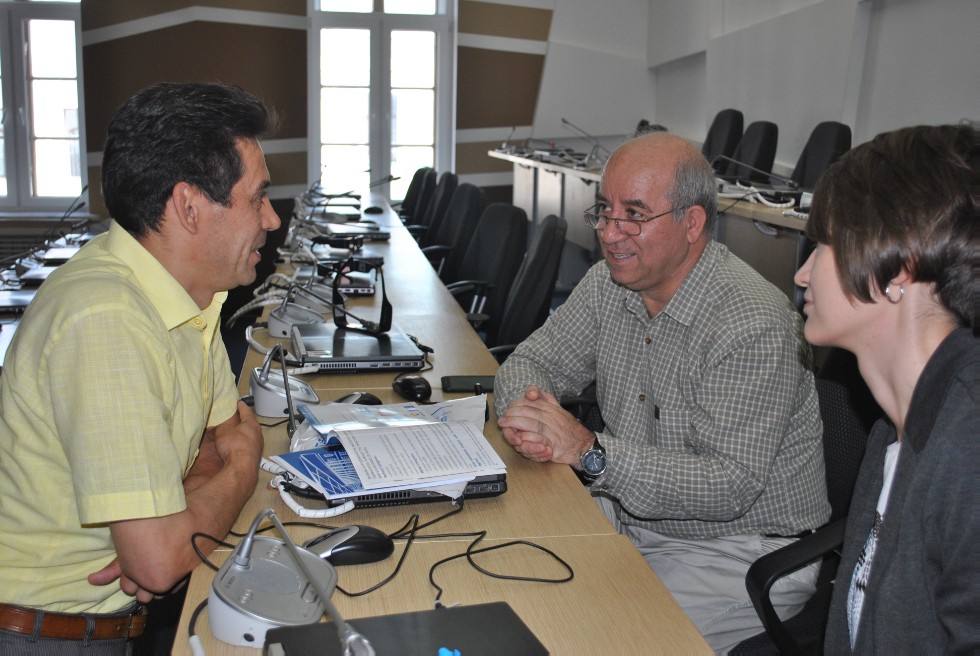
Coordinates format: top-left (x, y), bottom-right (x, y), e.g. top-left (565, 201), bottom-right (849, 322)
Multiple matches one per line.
top-left (794, 122), bottom-right (978, 653)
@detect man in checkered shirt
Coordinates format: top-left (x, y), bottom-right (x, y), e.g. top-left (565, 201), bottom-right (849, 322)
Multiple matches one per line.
top-left (495, 132), bottom-right (829, 653)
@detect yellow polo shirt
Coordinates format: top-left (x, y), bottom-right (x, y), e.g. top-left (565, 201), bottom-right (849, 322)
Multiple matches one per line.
top-left (0, 222), bottom-right (239, 613)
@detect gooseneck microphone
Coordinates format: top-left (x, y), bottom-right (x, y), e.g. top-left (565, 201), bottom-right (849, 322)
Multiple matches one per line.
top-left (561, 117), bottom-right (612, 167)
top-left (710, 154), bottom-right (799, 190)
top-left (209, 508), bottom-right (374, 653)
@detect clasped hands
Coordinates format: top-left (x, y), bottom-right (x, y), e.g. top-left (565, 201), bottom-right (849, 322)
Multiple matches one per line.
top-left (497, 386), bottom-right (595, 467)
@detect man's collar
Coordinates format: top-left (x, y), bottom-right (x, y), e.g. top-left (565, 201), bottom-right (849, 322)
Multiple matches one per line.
top-left (620, 241), bottom-right (717, 324)
top-left (106, 222), bottom-right (226, 329)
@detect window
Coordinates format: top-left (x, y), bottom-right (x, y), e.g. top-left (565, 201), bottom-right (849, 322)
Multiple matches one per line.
top-left (0, 0), bottom-right (84, 212)
top-left (312, 1), bottom-right (452, 202)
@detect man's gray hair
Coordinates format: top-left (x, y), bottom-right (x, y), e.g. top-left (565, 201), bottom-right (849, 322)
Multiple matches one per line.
top-left (668, 149), bottom-right (718, 232)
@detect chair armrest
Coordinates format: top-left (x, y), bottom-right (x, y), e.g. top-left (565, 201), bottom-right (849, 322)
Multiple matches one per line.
top-left (446, 279), bottom-right (490, 296)
top-left (745, 518), bottom-right (847, 653)
top-left (405, 224), bottom-right (427, 239)
top-left (420, 244), bottom-right (450, 258)
top-left (488, 344), bottom-right (516, 364)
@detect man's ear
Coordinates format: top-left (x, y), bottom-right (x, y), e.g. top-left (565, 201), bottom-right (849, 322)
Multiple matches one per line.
top-left (684, 205), bottom-right (708, 243)
top-left (170, 181), bottom-right (206, 235)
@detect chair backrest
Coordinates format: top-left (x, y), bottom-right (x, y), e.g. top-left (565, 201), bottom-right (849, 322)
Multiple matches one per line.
top-left (492, 214), bottom-right (567, 348)
top-left (791, 121), bottom-right (852, 190)
top-left (454, 203), bottom-right (528, 337)
top-left (417, 172), bottom-right (458, 246)
top-left (814, 348), bottom-right (883, 521)
top-left (398, 166), bottom-right (432, 219)
top-left (702, 108), bottom-right (744, 172)
top-left (724, 121), bottom-right (778, 183)
top-left (411, 168), bottom-right (437, 223)
top-left (437, 183), bottom-right (487, 282)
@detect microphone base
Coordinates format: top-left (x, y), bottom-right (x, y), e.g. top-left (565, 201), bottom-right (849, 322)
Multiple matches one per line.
top-left (209, 536), bottom-right (338, 648)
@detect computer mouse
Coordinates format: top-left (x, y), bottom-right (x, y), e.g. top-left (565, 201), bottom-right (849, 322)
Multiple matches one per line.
top-left (334, 391), bottom-right (383, 405)
top-left (392, 375), bottom-right (432, 402)
top-left (363, 206), bottom-right (383, 214)
top-left (303, 525), bottom-right (394, 566)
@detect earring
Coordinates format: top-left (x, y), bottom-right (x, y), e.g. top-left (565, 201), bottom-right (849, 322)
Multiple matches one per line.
top-left (884, 284), bottom-right (904, 304)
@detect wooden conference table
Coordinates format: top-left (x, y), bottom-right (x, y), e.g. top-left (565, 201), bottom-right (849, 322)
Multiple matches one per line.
top-left (173, 193), bottom-right (710, 654)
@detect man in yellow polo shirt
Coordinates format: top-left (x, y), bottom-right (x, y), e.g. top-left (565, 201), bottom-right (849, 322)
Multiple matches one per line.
top-left (0, 82), bottom-right (278, 653)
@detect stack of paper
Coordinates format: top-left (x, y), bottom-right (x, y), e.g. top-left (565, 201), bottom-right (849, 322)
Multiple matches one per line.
top-left (269, 396), bottom-right (505, 501)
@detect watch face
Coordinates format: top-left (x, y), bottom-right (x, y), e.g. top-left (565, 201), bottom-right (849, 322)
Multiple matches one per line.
top-left (582, 449), bottom-right (606, 476)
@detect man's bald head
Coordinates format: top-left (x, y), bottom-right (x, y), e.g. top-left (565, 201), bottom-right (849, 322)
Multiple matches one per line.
top-left (605, 132), bottom-right (718, 231)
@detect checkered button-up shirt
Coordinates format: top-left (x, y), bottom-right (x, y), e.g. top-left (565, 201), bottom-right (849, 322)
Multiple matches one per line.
top-left (495, 241), bottom-right (830, 539)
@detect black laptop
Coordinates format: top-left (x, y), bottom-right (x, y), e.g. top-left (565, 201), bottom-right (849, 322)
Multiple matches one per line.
top-left (291, 322), bottom-right (425, 373)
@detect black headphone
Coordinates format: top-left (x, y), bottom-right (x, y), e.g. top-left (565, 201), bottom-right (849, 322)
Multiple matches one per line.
top-left (330, 257), bottom-right (392, 336)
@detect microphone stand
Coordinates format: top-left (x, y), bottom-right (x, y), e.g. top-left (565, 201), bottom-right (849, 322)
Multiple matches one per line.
top-left (710, 154), bottom-right (799, 191)
top-left (560, 117), bottom-right (611, 168)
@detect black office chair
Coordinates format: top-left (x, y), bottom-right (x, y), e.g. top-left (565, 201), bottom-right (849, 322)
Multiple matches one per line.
top-left (404, 168), bottom-right (437, 227)
top-left (702, 109), bottom-right (744, 173)
top-left (408, 171), bottom-right (457, 246)
top-left (791, 122), bottom-right (851, 190)
top-left (731, 348), bottom-right (882, 655)
top-left (487, 214), bottom-right (567, 356)
top-left (395, 166), bottom-right (433, 221)
top-left (723, 121), bottom-right (778, 184)
top-left (420, 183), bottom-right (486, 279)
top-left (446, 203), bottom-right (528, 339)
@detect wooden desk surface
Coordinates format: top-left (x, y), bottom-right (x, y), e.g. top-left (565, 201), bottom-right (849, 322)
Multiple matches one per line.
top-left (176, 193), bottom-right (710, 654)
top-left (176, 534), bottom-right (709, 655)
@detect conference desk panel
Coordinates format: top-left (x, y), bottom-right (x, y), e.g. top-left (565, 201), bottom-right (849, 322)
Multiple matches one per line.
top-left (175, 534), bottom-right (709, 655)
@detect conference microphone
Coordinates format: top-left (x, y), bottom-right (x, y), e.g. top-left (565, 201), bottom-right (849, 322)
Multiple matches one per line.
top-left (498, 125), bottom-right (517, 151)
top-left (560, 117), bottom-right (610, 167)
top-left (208, 508), bottom-right (374, 653)
top-left (368, 174), bottom-right (399, 189)
top-left (709, 154), bottom-right (799, 191)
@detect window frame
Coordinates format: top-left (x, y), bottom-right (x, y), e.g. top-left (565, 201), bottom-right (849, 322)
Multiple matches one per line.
top-left (0, 0), bottom-right (86, 213)
top-left (308, 1), bottom-right (454, 201)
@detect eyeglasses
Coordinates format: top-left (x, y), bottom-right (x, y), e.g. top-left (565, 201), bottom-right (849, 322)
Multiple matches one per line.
top-left (583, 203), bottom-right (686, 236)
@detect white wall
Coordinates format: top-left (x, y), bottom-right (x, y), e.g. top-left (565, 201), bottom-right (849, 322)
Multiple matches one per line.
top-left (649, 0), bottom-right (980, 173)
top-left (857, 0), bottom-right (980, 134)
top-left (531, 0), bottom-right (656, 151)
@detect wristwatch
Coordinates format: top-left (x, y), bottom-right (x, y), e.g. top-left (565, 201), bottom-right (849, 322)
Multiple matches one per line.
top-left (579, 435), bottom-right (606, 480)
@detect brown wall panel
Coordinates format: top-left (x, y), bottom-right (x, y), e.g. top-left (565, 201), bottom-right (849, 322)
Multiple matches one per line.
top-left (456, 141), bottom-right (512, 174)
top-left (264, 151), bottom-right (307, 188)
top-left (458, 1), bottom-right (552, 41)
top-left (82, 1), bottom-right (305, 31)
top-left (84, 22), bottom-right (306, 151)
top-left (457, 47), bottom-right (543, 130)
top-left (86, 150), bottom-right (307, 220)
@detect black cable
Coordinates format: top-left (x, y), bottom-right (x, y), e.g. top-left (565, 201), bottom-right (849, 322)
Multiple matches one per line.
top-left (187, 597), bottom-right (208, 644)
top-left (428, 530), bottom-right (574, 606)
top-left (335, 514), bottom-right (420, 598)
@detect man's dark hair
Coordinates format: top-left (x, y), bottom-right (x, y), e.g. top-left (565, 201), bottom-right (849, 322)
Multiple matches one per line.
top-left (806, 122), bottom-right (977, 329)
top-left (101, 82), bottom-right (273, 236)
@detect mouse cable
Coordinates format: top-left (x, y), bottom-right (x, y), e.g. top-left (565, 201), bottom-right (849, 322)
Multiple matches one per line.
top-left (334, 501), bottom-right (467, 598)
top-left (428, 530), bottom-right (574, 609)
top-left (334, 513), bottom-right (421, 598)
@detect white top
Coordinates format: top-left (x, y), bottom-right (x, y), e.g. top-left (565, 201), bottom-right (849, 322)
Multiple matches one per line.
top-left (847, 440), bottom-right (902, 648)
